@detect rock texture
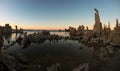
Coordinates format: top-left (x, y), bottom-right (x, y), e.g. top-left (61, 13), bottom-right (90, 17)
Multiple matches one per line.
top-left (110, 19), bottom-right (120, 46)
top-left (93, 8), bottom-right (102, 38)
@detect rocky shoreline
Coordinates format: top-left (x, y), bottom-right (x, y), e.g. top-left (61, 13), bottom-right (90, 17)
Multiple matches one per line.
top-left (1, 47), bottom-right (120, 71)
top-left (0, 8), bottom-right (120, 71)
top-left (0, 51), bottom-right (90, 71)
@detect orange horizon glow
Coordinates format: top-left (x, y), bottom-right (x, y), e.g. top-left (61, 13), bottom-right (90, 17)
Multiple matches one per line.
top-left (0, 21), bottom-right (116, 30)
top-left (0, 23), bottom-right (115, 30)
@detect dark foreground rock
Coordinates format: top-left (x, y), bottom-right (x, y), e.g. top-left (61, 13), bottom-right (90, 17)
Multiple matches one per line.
top-left (0, 52), bottom-right (46, 71)
top-left (1, 47), bottom-right (120, 71)
top-left (0, 52), bottom-right (27, 71)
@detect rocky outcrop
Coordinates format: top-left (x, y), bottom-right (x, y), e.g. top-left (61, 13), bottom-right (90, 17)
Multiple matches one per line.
top-left (0, 52), bottom-right (28, 71)
top-left (110, 19), bottom-right (120, 46)
top-left (69, 26), bottom-right (77, 36)
top-left (102, 23), bottom-right (111, 43)
top-left (0, 24), bottom-right (12, 34)
top-left (93, 8), bottom-right (102, 37)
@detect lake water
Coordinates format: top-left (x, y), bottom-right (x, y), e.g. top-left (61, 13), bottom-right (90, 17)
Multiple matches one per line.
top-left (4, 31), bottom-right (93, 67)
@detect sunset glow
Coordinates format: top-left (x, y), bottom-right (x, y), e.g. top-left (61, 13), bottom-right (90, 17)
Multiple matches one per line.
top-left (0, 0), bottom-right (120, 30)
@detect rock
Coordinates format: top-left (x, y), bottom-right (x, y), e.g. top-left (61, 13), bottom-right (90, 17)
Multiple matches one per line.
top-left (0, 54), bottom-right (22, 71)
top-left (73, 63), bottom-right (89, 71)
top-left (47, 63), bottom-right (62, 71)
top-left (93, 8), bottom-right (102, 38)
top-left (106, 46), bottom-right (113, 54)
top-left (15, 52), bottom-right (28, 64)
top-left (22, 65), bottom-right (43, 71)
top-left (41, 30), bottom-right (50, 35)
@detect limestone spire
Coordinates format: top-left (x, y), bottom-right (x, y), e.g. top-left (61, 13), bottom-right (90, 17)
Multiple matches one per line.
top-left (103, 24), bottom-right (106, 30)
top-left (94, 8), bottom-right (101, 25)
top-left (93, 8), bottom-right (102, 36)
top-left (108, 22), bottom-right (110, 28)
top-left (116, 18), bottom-right (119, 27)
top-left (108, 21), bottom-right (111, 31)
top-left (94, 8), bottom-right (99, 15)
top-left (86, 26), bottom-right (89, 31)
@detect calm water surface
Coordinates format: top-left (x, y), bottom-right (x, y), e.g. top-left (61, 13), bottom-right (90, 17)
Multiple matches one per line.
top-left (5, 31), bottom-right (93, 66)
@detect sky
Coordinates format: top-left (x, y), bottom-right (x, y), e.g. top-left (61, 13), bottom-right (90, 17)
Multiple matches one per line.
top-left (0, 0), bottom-right (120, 30)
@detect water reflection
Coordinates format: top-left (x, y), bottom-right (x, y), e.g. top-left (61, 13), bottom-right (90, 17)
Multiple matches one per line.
top-left (15, 33), bottom-right (18, 39)
top-left (24, 31), bottom-right (70, 37)
top-left (3, 33), bottom-right (11, 43)
top-left (49, 39), bottom-right (59, 43)
top-left (11, 33), bottom-right (22, 41)
top-left (4, 31), bottom-right (112, 70)
top-left (6, 36), bottom-right (93, 66)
